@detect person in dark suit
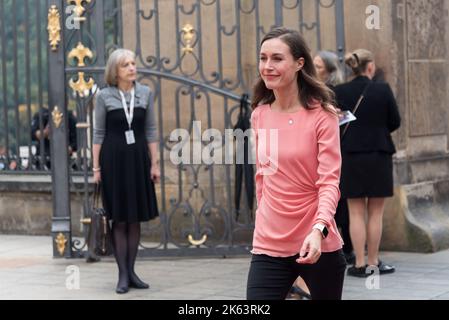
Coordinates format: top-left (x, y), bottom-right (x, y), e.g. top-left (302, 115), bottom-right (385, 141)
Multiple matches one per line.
top-left (334, 49), bottom-right (401, 277)
top-left (31, 107), bottom-right (78, 169)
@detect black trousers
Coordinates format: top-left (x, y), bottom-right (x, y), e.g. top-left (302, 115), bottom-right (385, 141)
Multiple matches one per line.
top-left (247, 250), bottom-right (347, 300)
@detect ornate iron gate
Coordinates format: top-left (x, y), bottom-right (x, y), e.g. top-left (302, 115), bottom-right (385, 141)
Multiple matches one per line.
top-left (48, 0), bottom-right (345, 258)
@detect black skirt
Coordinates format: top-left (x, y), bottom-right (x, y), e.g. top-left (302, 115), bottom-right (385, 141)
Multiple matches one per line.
top-left (100, 108), bottom-right (159, 223)
top-left (340, 151), bottom-right (393, 198)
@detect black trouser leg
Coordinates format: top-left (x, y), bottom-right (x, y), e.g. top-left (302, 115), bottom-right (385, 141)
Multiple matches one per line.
top-left (301, 250), bottom-right (347, 300)
top-left (246, 254), bottom-right (298, 300)
top-left (246, 251), bottom-right (346, 300)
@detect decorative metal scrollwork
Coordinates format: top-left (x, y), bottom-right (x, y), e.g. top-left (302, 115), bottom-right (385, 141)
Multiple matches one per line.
top-left (56, 0), bottom-right (344, 256)
top-left (47, 5), bottom-right (61, 51)
top-left (55, 233), bottom-right (67, 256)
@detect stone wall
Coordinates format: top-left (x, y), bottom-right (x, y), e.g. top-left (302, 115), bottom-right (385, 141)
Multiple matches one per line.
top-left (0, 175), bottom-right (84, 236)
top-left (0, 173), bottom-right (240, 243)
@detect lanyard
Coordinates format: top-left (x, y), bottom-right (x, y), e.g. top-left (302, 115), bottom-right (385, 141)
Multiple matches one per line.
top-left (119, 88), bottom-right (135, 130)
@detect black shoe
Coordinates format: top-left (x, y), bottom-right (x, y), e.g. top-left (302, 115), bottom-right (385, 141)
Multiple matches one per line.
top-left (129, 275), bottom-right (149, 289)
top-left (347, 265), bottom-right (369, 278)
top-left (115, 285), bottom-right (129, 294)
top-left (115, 276), bottom-right (129, 294)
top-left (377, 260), bottom-right (395, 275)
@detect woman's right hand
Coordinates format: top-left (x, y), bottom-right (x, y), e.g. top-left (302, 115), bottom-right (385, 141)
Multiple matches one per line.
top-left (93, 171), bottom-right (101, 183)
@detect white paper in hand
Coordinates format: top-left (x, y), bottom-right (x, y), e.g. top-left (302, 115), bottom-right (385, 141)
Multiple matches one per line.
top-left (339, 110), bottom-right (357, 126)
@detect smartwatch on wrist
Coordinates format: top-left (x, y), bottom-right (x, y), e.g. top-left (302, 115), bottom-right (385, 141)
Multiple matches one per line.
top-left (312, 223), bottom-right (328, 239)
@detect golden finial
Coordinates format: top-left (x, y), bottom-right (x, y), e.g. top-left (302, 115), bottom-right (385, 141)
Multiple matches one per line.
top-left (47, 5), bottom-right (61, 51)
top-left (55, 233), bottom-right (68, 256)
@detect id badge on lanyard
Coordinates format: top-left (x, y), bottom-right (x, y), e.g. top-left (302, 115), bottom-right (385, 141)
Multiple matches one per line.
top-left (119, 88), bottom-right (135, 145)
top-left (125, 130), bottom-right (135, 144)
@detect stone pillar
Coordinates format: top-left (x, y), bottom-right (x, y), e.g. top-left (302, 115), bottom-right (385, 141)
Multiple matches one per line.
top-left (384, 0), bottom-right (449, 252)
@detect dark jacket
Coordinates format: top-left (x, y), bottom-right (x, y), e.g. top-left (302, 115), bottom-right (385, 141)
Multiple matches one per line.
top-left (334, 76), bottom-right (401, 154)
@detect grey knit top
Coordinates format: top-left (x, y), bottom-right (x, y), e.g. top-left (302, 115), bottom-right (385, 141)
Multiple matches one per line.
top-left (93, 82), bottom-right (158, 145)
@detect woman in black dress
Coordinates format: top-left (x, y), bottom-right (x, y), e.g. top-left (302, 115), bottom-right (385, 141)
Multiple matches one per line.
top-left (334, 49), bottom-right (401, 277)
top-left (93, 49), bottom-right (160, 293)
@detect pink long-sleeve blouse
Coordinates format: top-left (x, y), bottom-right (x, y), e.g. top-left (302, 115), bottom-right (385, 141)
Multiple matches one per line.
top-left (251, 103), bottom-right (343, 257)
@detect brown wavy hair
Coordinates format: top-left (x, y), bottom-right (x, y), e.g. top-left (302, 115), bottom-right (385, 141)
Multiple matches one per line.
top-left (252, 27), bottom-right (335, 113)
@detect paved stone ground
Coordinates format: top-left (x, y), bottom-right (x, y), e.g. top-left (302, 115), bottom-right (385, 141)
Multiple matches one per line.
top-left (1, 235), bottom-right (449, 300)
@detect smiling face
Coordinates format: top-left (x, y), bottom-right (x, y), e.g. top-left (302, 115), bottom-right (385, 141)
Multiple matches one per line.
top-left (117, 56), bottom-right (137, 84)
top-left (259, 38), bottom-right (303, 91)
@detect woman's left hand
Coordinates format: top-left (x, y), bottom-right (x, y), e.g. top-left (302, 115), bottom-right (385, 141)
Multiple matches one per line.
top-left (151, 162), bottom-right (161, 183)
top-left (296, 229), bottom-right (322, 264)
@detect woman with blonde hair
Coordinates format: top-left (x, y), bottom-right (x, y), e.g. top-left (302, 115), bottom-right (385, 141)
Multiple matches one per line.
top-left (334, 49), bottom-right (401, 277)
top-left (93, 49), bottom-right (160, 293)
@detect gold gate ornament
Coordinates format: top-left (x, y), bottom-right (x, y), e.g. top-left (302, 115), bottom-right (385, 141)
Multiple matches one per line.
top-left (55, 233), bottom-right (67, 256)
top-left (67, 0), bottom-right (91, 18)
top-left (181, 23), bottom-right (196, 54)
top-left (187, 234), bottom-right (207, 246)
top-left (69, 72), bottom-right (95, 97)
top-left (68, 42), bottom-right (93, 67)
top-left (47, 5), bottom-right (61, 51)
top-left (52, 106), bottom-right (63, 128)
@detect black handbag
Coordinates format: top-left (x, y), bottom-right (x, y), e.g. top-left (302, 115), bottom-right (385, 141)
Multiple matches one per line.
top-left (86, 183), bottom-right (114, 260)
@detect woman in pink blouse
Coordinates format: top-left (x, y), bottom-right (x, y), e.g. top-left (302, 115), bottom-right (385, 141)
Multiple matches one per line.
top-left (246, 28), bottom-right (346, 300)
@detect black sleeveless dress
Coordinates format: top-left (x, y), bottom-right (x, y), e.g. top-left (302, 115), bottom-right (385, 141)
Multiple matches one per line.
top-left (100, 105), bottom-right (159, 223)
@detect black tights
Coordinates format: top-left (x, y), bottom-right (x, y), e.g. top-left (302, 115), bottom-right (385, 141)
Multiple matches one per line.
top-left (112, 222), bottom-right (143, 288)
